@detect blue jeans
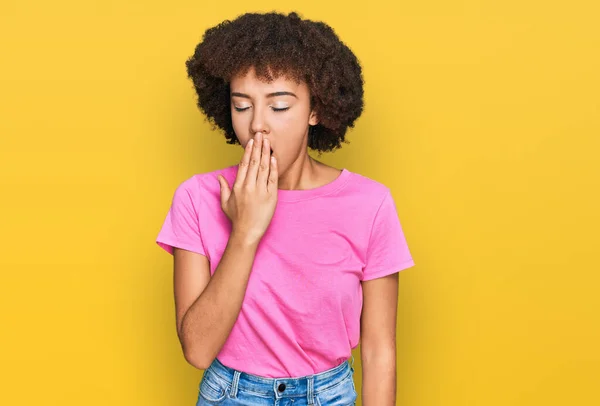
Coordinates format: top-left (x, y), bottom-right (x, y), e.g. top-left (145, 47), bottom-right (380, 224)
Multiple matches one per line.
top-left (196, 356), bottom-right (357, 405)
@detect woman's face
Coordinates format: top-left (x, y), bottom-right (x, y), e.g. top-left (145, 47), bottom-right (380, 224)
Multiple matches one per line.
top-left (229, 66), bottom-right (318, 174)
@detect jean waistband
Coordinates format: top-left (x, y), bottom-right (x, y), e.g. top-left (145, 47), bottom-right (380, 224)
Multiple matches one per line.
top-left (205, 356), bottom-right (355, 400)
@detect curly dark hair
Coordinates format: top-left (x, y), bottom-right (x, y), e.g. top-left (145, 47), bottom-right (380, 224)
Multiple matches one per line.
top-left (185, 11), bottom-right (365, 153)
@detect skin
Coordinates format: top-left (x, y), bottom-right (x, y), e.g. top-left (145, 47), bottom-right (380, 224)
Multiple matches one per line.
top-left (229, 66), bottom-right (343, 191)
top-left (360, 273), bottom-right (399, 405)
top-left (174, 65), bottom-right (399, 405)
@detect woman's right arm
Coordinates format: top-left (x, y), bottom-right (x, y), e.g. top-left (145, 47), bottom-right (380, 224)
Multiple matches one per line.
top-left (173, 132), bottom-right (277, 369)
top-left (173, 232), bottom-right (258, 370)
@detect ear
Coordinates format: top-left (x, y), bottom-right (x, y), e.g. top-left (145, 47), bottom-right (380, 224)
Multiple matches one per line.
top-left (308, 110), bottom-right (319, 126)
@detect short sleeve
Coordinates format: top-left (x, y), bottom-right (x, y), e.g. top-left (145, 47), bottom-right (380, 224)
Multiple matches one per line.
top-left (362, 190), bottom-right (415, 281)
top-left (156, 180), bottom-right (207, 256)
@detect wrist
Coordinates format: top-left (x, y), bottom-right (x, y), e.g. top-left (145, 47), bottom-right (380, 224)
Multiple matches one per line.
top-left (229, 229), bottom-right (262, 249)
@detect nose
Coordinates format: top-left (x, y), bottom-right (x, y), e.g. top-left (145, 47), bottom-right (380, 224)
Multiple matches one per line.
top-left (250, 106), bottom-right (269, 136)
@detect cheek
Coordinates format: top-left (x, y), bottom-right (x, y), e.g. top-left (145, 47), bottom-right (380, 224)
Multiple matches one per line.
top-left (274, 111), bottom-right (309, 136)
top-left (231, 113), bottom-right (250, 142)
top-left (275, 115), bottom-right (309, 150)
top-left (231, 113), bottom-right (244, 132)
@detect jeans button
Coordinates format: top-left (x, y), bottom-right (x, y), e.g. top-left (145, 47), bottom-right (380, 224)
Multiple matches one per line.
top-left (278, 383), bottom-right (286, 392)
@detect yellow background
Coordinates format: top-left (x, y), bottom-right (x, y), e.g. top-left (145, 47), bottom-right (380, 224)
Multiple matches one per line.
top-left (1, 1), bottom-right (599, 405)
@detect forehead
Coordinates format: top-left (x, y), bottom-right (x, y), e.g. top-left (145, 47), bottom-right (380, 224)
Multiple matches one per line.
top-left (230, 66), bottom-right (307, 94)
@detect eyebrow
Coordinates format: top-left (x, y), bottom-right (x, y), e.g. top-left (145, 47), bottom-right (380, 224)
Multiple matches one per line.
top-left (230, 91), bottom-right (298, 99)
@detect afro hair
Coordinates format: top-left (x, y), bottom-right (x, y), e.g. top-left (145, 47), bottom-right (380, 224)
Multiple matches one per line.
top-left (185, 11), bottom-right (365, 153)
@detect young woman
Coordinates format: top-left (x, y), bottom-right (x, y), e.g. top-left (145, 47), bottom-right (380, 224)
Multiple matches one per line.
top-left (156, 11), bottom-right (415, 406)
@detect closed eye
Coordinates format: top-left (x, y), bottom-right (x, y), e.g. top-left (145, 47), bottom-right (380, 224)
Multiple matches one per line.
top-left (233, 106), bottom-right (290, 112)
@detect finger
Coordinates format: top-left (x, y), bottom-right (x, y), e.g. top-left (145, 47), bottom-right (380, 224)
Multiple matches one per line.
top-left (235, 138), bottom-right (253, 188)
top-left (217, 175), bottom-right (231, 208)
top-left (257, 137), bottom-right (271, 188)
top-left (267, 155), bottom-right (278, 193)
top-left (245, 132), bottom-right (262, 186)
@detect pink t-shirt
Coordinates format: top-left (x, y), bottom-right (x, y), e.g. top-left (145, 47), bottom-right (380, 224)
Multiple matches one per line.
top-left (156, 164), bottom-right (415, 377)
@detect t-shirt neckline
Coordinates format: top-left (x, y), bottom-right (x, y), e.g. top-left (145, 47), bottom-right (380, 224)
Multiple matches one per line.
top-left (229, 165), bottom-right (351, 203)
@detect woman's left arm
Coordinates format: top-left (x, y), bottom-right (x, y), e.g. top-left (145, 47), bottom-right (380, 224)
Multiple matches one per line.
top-left (359, 272), bottom-right (399, 406)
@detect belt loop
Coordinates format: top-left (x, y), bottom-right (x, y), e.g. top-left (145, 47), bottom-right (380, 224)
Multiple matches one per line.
top-left (350, 355), bottom-right (355, 369)
top-left (307, 375), bottom-right (314, 405)
top-left (230, 370), bottom-right (241, 398)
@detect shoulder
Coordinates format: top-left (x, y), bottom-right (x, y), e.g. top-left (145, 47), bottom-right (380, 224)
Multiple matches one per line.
top-left (174, 164), bottom-right (238, 196)
top-left (343, 169), bottom-right (392, 205)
